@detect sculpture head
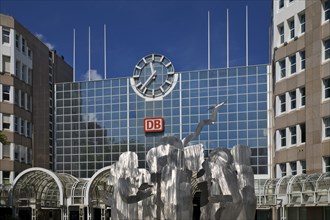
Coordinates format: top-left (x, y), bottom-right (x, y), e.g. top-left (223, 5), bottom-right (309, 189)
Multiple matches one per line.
top-left (117, 151), bottom-right (139, 178)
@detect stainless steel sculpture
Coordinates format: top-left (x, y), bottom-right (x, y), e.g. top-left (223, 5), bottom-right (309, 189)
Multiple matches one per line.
top-left (103, 101), bottom-right (256, 220)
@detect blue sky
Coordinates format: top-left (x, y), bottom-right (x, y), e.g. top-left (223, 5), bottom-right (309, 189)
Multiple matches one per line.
top-left (1, 0), bottom-right (271, 82)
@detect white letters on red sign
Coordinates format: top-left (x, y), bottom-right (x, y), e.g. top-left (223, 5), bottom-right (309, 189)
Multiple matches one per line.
top-left (144, 117), bottom-right (164, 133)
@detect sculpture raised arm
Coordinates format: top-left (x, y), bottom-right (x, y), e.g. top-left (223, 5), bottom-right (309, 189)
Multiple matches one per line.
top-left (182, 100), bottom-right (226, 147)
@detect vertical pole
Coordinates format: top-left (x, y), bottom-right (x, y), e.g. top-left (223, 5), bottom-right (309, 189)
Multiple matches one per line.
top-left (104, 24), bottom-right (107, 79)
top-left (73, 29), bottom-right (75, 82)
top-left (246, 5), bottom-right (249, 66)
top-left (208, 11), bottom-right (211, 70)
top-left (227, 9), bottom-right (229, 68)
top-left (88, 26), bottom-right (91, 81)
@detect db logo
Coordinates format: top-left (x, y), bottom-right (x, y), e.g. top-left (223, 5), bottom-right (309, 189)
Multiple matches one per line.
top-left (144, 117), bottom-right (164, 133)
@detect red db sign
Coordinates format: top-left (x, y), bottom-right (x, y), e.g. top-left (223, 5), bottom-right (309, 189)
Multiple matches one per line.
top-left (144, 117), bottom-right (164, 133)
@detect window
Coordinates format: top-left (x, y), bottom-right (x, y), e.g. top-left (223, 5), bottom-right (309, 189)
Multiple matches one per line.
top-left (15, 60), bottom-right (21, 77)
top-left (300, 87), bottom-right (305, 106)
top-left (289, 19), bottom-right (295, 39)
top-left (20, 92), bottom-right (25, 108)
top-left (279, 59), bottom-right (286, 78)
top-left (14, 88), bottom-right (19, 105)
top-left (20, 119), bottom-right (25, 135)
top-left (28, 49), bottom-right (32, 58)
top-left (300, 14), bottom-right (305, 34)
top-left (279, 0), bottom-right (284, 9)
top-left (2, 171), bottom-right (10, 185)
top-left (324, 0), bottom-right (330, 21)
top-left (300, 160), bottom-right (306, 174)
top-left (280, 129), bottom-right (286, 147)
top-left (26, 95), bottom-right (30, 111)
top-left (280, 163), bottom-right (286, 177)
top-left (300, 123), bottom-right (306, 143)
top-left (289, 90), bottom-right (296, 110)
top-left (324, 116), bottom-right (330, 139)
top-left (300, 51), bottom-right (305, 70)
top-left (2, 85), bottom-right (10, 101)
top-left (290, 126), bottom-right (297, 145)
top-left (27, 122), bottom-right (31, 138)
top-left (14, 117), bottom-right (19, 133)
top-left (28, 69), bottom-right (32, 85)
top-left (290, 54), bottom-right (296, 74)
top-left (279, 24), bottom-right (284, 44)
top-left (22, 38), bottom-right (26, 53)
top-left (2, 114), bottom-right (11, 130)
top-left (22, 65), bottom-right (27, 82)
top-left (2, 55), bottom-right (11, 73)
top-left (324, 39), bottom-right (330, 60)
top-left (15, 34), bottom-right (19, 49)
top-left (280, 94), bottom-right (286, 113)
top-left (323, 156), bottom-right (330, 172)
top-left (323, 78), bottom-right (330, 99)
top-left (290, 161), bottom-right (297, 175)
top-left (2, 28), bottom-right (10, 44)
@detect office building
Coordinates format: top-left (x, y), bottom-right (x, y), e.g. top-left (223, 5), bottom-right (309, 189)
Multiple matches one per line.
top-left (0, 13), bottom-right (72, 194)
top-left (262, 0), bottom-right (330, 219)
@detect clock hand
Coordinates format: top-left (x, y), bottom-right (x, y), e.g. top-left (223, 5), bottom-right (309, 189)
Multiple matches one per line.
top-left (140, 63), bottom-right (157, 90)
top-left (150, 61), bottom-right (156, 76)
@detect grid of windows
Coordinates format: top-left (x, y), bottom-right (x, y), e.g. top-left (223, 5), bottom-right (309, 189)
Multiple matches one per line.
top-left (55, 65), bottom-right (269, 178)
top-left (276, 123), bottom-right (305, 149)
top-left (276, 88), bottom-right (305, 116)
top-left (276, 51), bottom-right (306, 82)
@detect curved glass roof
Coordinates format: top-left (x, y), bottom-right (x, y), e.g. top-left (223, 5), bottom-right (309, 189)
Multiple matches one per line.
top-left (258, 172), bottom-right (330, 207)
top-left (84, 165), bottom-right (114, 207)
top-left (11, 168), bottom-right (330, 209)
top-left (11, 168), bottom-right (77, 208)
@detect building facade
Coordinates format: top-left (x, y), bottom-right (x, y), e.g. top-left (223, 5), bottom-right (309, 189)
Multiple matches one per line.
top-left (269, 0), bottom-right (330, 219)
top-left (0, 14), bottom-right (72, 191)
top-left (54, 63), bottom-right (270, 180)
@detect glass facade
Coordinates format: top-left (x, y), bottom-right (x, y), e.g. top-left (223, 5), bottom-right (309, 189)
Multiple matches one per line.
top-left (55, 65), bottom-right (269, 178)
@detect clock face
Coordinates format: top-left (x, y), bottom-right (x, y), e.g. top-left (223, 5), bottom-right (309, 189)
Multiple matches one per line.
top-left (131, 54), bottom-right (177, 99)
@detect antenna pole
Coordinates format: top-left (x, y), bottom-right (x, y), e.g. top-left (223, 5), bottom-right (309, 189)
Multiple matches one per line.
top-left (88, 26), bottom-right (91, 81)
top-left (246, 5), bottom-right (249, 66)
top-left (227, 9), bottom-right (229, 68)
top-left (73, 28), bottom-right (75, 82)
top-left (104, 24), bottom-right (107, 79)
top-left (208, 11), bottom-right (211, 70)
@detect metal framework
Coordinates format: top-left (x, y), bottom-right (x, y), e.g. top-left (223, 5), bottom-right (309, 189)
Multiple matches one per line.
top-left (257, 172), bottom-right (330, 208)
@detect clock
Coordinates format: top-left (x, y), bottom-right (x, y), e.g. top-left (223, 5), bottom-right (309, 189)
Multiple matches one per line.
top-left (130, 54), bottom-right (178, 100)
